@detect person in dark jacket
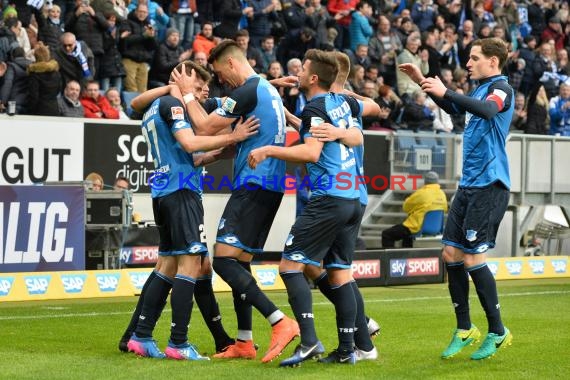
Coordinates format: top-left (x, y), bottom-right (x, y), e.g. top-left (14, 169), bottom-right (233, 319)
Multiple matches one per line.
top-left (0, 47), bottom-right (31, 114)
top-left (402, 89), bottom-right (435, 131)
top-left (213, 0), bottom-right (251, 39)
top-left (118, 3), bottom-right (158, 92)
top-left (27, 42), bottom-right (62, 116)
top-left (99, 12), bottom-right (126, 91)
top-left (58, 79), bottom-right (85, 117)
top-left (33, 4), bottom-right (66, 53)
top-left (53, 32), bottom-right (95, 88)
top-left (149, 28), bottom-right (192, 87)
top-left (65, 0), bottom-right (109, 79)
top-left (525, 85), bottom-right (549, 135)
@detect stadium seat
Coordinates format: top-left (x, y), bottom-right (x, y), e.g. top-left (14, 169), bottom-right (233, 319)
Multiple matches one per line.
top-left (414, 209), bottom-right (444, 238)
top-left (121, 91), bottom-right (140, 117)
top-left (416, 133), bottom-right (446, 176)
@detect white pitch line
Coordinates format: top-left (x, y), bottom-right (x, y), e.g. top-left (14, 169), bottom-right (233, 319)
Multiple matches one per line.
top-left (0, 290), bottom-right (568, 321)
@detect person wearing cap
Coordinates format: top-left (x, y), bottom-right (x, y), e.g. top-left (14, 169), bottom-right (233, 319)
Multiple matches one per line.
top-left (149, 27), bottom-right (192, 88)
top-left (541, 16), bottom-right (567, 51)
top-left (381, 171), bottom-right (447, 248)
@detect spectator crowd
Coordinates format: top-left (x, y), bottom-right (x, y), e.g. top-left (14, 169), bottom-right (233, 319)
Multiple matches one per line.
top-left (0, 0), bottom-right (569, 135)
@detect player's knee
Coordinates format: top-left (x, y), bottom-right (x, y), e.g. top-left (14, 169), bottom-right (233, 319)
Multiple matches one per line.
top-left (442, 245), bottom-right (462, 263)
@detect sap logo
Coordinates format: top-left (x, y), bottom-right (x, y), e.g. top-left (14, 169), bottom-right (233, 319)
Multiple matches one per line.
top-left (0, 277), bottom-right (14, 296)
top-left (129, 272), bottom-right (150, 290)
top-left (255, 269), bottom-right (277, 286)
top-left (407, 258), bottom-right (439, 276)
top-left (528, 260), bottom-right (545, 275)
top-left (120, 248), bottom-right (132, 263)
top-left (95, 274), bottom-right (120, 292)
top-left (505, 261), bottom-right (522, 275)
top-left (552, 259), bottom-right (567, 273)
top-left (60, 274), bottom-right (87, 293)
top-left (487, 262), bottom-right (499, 276)
top-left (24, 275), bottom-right (51, 295)
top-left (390, 259), bottom-right (407, 277)
top-left (351, 260), bottom-right (380, 279)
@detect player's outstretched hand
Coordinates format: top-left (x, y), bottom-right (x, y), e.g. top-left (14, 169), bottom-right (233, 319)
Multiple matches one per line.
top-left (270, 75), bottom-right (299, 88)
top-left (309, 122), bottom-right (341, 142)
top-left (421, 76), bottom-right (447, 98)
top-left (233, 116), bottom-right (260, 142)
top-left (248, 146), bottom-right (270, 169)
top-left (171, 65), bottom-right (196, 98)
top-left (398, 63), bottom-right (425, 85)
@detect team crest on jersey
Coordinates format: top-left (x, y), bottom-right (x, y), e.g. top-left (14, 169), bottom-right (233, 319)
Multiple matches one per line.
top-left (222, 97), bottom-right (237, 114)
top-left (171, 106), bottom-right (184, 120)
top-left (466, 229), bottom-right (477, 242)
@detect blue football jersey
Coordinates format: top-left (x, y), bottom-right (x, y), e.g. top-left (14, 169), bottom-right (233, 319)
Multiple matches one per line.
top-left (300, 93), bottom-right (363, 199)
top-left (461, 75), bottom-right (513, 189)
top-left (214, 75), bottom-right (286, 192)
top-left (141, 95), bottom-right (202, 198)
top-left (351, 117), bottom-right (368, 206)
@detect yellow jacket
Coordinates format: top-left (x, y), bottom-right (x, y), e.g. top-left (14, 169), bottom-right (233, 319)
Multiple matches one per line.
top-left (402, 184), bottom-right (448, 234)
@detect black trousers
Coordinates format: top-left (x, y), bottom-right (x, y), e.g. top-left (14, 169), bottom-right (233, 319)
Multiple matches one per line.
top-left (381, 223), bottom-right (413, 248)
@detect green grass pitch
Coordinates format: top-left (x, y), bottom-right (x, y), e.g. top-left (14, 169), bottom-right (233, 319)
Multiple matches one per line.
top-left (1, 278), bottom-right (569, 379)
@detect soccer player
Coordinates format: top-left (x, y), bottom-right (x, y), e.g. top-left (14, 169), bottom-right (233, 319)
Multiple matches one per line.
top-left (118, 63), bottom-right (239, 355)
top-left (399, 37), bottom-right (514, 360)
top-left (280, 51), bottom-right (380, 363)
top-left (126, 60), bottom-right (259, 360)
top-left (248, 49), bottom-right (380, 365)
top-left (171, 40), bottom-right (300, 363)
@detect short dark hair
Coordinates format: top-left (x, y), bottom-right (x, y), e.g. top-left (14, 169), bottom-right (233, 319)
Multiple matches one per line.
top-left (234, 29), bottom-right (249, 39)
top-left (208, 39), bottom-right (246, 65)
top-left (304, 49), bottom-right (338, 90)
top-left (472, 37), bottom-right (509, 69)
top-left (173, 60), bottom-right (211, 83)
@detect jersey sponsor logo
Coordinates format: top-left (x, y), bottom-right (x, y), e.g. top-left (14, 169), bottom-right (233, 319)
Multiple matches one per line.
top-left (466, 230), bottom-right (477, 242)
top-left (222, 236), bottom-right (238, 244)
top-left (285, 252), bottom-right (305, 262)
top-left (95, 273), bottom-right (120, 292)
top-left (351, 260), bottom-right (380, 279)
top-left (505, 261), bottom-right (522, 275)
top-left (222, 97), bottom-right (237, 114)
top-left (487, 261), bottom-right (499, 276)
top-left (128, 272), bottom-right (151, 290)
top-left (528, 260), bottom-right (545, 274)
top-left (60, 274), bottom-right (87, 293)
top-left (173, 120), bottom-right (186, 130)
top-left (255, 268), bottom-right (277, 286)
top-left (285, 234), bottom-right (294, 246)
top-left (170, 106), bottom-right (184, 120)
top-left (24, 275), bottom-right (51, 295)
top-left (188, 243), bottom-right (205, 254)
top-left (552, 259), bottom-right (567, 273)
top-left (475, 244), bottom-right (489, 253)
top-left (0, 277), bottom-right (14, 296)
top-left (310, 117), bottom-right (324, 127)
